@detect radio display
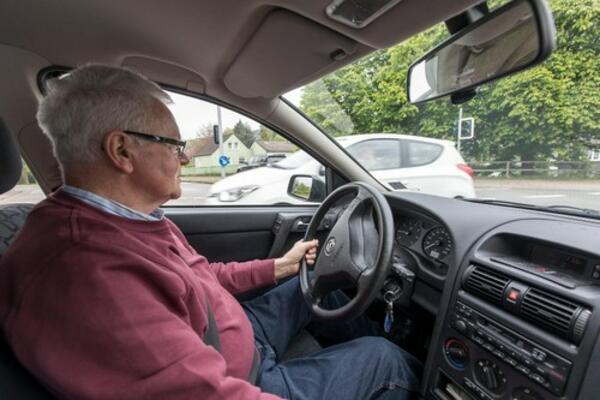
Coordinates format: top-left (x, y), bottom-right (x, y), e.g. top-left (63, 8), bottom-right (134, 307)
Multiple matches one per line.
top-left (529, 244), bottom-right (587, 276)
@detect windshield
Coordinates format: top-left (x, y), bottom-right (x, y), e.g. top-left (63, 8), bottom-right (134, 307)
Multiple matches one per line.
top-left (283, 0), bottom-right (599, 213)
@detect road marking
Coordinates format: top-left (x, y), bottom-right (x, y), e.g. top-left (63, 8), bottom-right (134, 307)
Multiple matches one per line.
top-left (589, 192), bottom-right (600, 196)
top-left (523, 194), bottom-right (566, 199)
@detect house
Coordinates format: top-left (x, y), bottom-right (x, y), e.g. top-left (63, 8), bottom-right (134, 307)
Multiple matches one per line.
top-left (189, 136), bottom-right (296, 176)
top-left (249, 140), bottom-right (296, 156)
top-left (191, 134), bottom-right (252, 175)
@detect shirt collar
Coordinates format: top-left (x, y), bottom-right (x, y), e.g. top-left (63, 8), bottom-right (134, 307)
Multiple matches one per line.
top-left (61, 185), bottom-right (164, 221)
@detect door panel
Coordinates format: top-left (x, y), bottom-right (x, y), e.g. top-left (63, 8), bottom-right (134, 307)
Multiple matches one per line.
top-left (164, 206), bottom-right (318, 262)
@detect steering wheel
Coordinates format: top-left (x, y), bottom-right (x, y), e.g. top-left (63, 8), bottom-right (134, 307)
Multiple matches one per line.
top-left (300, 182), bottom-right (395, 320)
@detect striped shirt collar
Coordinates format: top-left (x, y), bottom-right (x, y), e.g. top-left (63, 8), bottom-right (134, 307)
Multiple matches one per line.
top-left (61, 185), bottom-right (164, 221)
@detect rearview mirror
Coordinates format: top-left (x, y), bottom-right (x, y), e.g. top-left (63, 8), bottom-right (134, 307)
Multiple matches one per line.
top-left (407, 0), bottom-right (556, 104)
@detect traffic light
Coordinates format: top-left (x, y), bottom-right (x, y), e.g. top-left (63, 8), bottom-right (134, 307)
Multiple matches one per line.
top-left (213, 124), bottom-right (220, 144)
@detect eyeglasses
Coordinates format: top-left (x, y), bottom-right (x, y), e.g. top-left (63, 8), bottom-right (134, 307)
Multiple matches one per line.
top-left (123, 130), bottom-right (187, 159)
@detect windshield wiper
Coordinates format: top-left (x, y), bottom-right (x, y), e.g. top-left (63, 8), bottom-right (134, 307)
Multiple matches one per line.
top-left (461, 198), bottom-right (600, 218)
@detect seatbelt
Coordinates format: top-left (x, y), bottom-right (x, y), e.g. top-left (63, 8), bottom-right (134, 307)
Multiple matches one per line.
top-left (203, 299), bottom-right (261, 384)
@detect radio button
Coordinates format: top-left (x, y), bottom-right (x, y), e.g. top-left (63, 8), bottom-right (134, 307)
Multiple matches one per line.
top-left (516, 365), bottom-right (531, 375)
top-left (532, 349), bottom-right (547, 362)
top-left (492, 350), bottom-right (506, 359)
top-left (530, 373), bottom-right (546, 385)
top-left (505, 357), bottom-right (518, 367)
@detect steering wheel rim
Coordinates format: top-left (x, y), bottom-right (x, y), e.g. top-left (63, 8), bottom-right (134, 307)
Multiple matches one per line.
top-left (300, 182), bottom-right (395, 320)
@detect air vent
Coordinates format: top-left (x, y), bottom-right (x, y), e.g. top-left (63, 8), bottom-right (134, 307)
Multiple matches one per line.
top-left (463, 265), bottom-right (510, 305)
top-left (521, 288), bottom-right (588, 343)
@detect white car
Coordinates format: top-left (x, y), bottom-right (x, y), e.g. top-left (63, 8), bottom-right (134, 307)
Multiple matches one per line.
top-left (208, 134), bottom-right (475, 204)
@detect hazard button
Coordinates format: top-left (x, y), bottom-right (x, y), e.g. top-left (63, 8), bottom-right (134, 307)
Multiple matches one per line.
top-left (507, 289), bottom-right (520, 302)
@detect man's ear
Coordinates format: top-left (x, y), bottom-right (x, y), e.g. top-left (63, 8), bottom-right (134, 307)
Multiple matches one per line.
top-left (102, 131), bottom-right (135, 174)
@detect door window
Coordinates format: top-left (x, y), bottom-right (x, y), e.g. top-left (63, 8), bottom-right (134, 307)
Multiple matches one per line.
top-left (405, 141), bottom-right (443, 167)
top-left (164, 91), bottom-right (322, 206)
top-left (346, 139), bottom-right (401, 171)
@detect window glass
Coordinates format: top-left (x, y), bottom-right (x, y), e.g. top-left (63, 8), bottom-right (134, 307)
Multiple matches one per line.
top-left (0, 162), bottom-right (45, 205)
top-left (165, 91), bottom-right (321, 206)
top-left (406, 141), bottom-right (443, 167)
top-left (284, 0), bottom-right (599, 208)
top-left (346, 140), bottom-right (401, 171)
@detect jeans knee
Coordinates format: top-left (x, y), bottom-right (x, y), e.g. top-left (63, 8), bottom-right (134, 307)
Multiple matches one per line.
top-left (354, 337), bottom-right (421, 375)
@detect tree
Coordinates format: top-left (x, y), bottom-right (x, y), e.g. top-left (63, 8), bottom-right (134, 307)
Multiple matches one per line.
top-left (300, 0), bottom-right (600, 163)
top-left (195, 123), bottom-right (215, 138)
top-left (232, 120), bottom-right (257, 148)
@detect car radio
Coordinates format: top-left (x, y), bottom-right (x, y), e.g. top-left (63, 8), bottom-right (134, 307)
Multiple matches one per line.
top-left (451, 302), bottom-right (572, 396)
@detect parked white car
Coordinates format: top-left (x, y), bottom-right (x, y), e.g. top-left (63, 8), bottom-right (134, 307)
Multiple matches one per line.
top-left (208, 134), bottom-right (475, 204)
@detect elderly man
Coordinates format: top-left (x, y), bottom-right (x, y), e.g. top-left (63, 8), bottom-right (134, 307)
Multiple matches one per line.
top-left (0, 65), bottom-right (420, 399)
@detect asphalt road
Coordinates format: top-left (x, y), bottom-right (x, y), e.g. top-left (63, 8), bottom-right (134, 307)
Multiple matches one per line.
top-left (2, 180), bottom-right (599, 212)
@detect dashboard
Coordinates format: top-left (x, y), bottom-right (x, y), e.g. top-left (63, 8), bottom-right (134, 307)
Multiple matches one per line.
top-left (382, 191), bottom-right (600, 400)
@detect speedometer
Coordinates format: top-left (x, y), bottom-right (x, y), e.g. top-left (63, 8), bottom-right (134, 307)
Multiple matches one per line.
top-left (422, 227), bottom-right (453, 260)
top-left (396, 218), bottom-right (422, 246)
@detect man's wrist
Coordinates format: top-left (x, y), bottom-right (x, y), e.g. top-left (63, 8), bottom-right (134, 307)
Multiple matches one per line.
top-left (274, 257), bottom-right (295, 280)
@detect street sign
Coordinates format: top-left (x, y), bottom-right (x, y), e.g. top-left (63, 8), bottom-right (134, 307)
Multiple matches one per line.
top-left (218, 155), bottom-right (230, 167)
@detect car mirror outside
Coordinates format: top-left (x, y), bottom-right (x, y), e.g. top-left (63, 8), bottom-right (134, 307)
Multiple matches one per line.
top-left (287, 175), bottom-right (326, 202)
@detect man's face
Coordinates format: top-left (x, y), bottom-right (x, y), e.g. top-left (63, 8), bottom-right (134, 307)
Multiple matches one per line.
top-left (130, 101), bottom-right (189, 205)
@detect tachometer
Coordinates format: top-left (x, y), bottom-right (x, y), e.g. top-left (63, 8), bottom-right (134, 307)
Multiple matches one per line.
top-left (396, 218), bottom-right (422, 246)
top-left (422, 226), bottom-right (453, 260)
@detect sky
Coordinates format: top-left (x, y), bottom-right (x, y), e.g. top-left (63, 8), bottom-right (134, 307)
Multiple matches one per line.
top-left (167, 88), bottom-right (304, 140)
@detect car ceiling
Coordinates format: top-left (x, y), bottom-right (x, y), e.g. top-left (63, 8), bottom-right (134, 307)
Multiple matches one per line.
top-left (0, 0), bottom-right (482, 191)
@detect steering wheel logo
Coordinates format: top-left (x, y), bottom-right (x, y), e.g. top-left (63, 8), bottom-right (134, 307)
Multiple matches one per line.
top-left (324, 237), bottom-right (336, 256)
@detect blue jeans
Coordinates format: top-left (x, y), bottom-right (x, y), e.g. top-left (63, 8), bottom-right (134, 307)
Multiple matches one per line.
top-left (242, 277), bottom-right (422, 400)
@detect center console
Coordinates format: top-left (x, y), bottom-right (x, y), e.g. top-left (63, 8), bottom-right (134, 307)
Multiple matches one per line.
top-left (422, 219), bottom-right (600, 400)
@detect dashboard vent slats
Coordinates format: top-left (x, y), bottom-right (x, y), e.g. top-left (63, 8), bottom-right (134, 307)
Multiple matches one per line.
top-left (462, 264), bottom-right (591, 344)
top-left (521, 288), bottom-right (579, 339)
top-left (463, 266), bottom-right (510, 305)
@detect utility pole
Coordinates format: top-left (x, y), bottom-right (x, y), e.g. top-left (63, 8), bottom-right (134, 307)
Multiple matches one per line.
top-left (217, 106), bottom-right (225, 178)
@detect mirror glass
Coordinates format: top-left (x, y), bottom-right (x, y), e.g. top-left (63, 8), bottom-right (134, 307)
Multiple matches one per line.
top-left (290, 176), bottom-right (314, 201)
top-left (408, 1), bottom-right (540, 103)
top-left (288, 175), bottom-right (326, 202)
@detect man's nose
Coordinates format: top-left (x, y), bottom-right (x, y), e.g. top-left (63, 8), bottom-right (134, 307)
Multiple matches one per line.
top-left (180, 152), bottom-right (190, 166)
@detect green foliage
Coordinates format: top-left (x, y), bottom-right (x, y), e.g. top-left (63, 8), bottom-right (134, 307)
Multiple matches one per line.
top-left (300, 0), bottom-right (599, 162)
top-left (232, 120), bottom-right (256, 148)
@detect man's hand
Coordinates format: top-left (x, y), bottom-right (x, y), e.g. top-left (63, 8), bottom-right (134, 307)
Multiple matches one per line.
top-left (274, 239), bottom-right (319, 280)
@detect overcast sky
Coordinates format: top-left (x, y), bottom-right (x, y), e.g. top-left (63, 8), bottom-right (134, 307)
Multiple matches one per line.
top-left (168, 88), bottom-right (304, 140)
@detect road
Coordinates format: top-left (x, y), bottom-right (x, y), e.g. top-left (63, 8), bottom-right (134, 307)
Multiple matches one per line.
top-left (474, 179), bottom-right (600, 210)
top-left (2, 179), bottom-right (599, 211)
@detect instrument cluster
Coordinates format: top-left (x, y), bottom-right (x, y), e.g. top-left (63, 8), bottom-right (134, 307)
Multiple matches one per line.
top-left (395, 215), bottom-right (454, 274)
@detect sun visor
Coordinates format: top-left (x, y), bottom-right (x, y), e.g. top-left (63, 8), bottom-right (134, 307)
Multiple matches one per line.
top-left (224, 9), bottom-right (358, 98)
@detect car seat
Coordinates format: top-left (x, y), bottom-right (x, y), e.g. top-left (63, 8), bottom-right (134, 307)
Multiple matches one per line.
top-left (0, 118), bottom-right (55, 398)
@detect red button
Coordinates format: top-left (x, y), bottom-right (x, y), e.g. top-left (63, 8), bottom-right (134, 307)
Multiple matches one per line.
top-left (508, 289), bottom-right (520, 301)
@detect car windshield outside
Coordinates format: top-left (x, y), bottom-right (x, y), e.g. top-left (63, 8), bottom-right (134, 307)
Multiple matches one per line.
top-left (0, 0), bottom-right (596, 212)
top-left (283, 0), bottom-right (599, 213)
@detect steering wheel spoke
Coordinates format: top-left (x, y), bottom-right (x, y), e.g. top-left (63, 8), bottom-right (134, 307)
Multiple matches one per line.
top-left (299, 182), bottom-right (394, 321)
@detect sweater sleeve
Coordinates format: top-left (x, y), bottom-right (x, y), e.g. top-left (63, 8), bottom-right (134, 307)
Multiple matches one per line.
top-left (5, 246), bottom-right (283, 400)
top-left (208, 258), bottom-right (277, 294)
top-left (166, 219), bottom-right (277, 293)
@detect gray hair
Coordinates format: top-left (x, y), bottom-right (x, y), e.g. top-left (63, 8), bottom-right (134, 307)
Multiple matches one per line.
top-left (36, 64), bottom-right (173, 168)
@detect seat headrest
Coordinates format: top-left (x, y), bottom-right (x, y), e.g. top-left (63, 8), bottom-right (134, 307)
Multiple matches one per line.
top-left (0, 119), bottom-right (22, 194)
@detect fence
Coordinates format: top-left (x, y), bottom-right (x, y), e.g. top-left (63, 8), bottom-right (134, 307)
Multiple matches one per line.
top-left (181, 165), bottom-right (239, 176)
top-left (469, 160), bottom-right (600, 178)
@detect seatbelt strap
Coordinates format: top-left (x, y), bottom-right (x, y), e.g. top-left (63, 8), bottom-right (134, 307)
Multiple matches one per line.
top-left (203, 300), bottom-right (221, 352)
top-left (203, 298), bottom-right (261, 384)
top-left (247, 349), bottom-right (261, 384)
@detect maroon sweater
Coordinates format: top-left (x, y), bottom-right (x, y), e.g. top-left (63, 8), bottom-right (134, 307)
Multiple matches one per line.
top-left (0, 191), bottom-right (282, 400)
